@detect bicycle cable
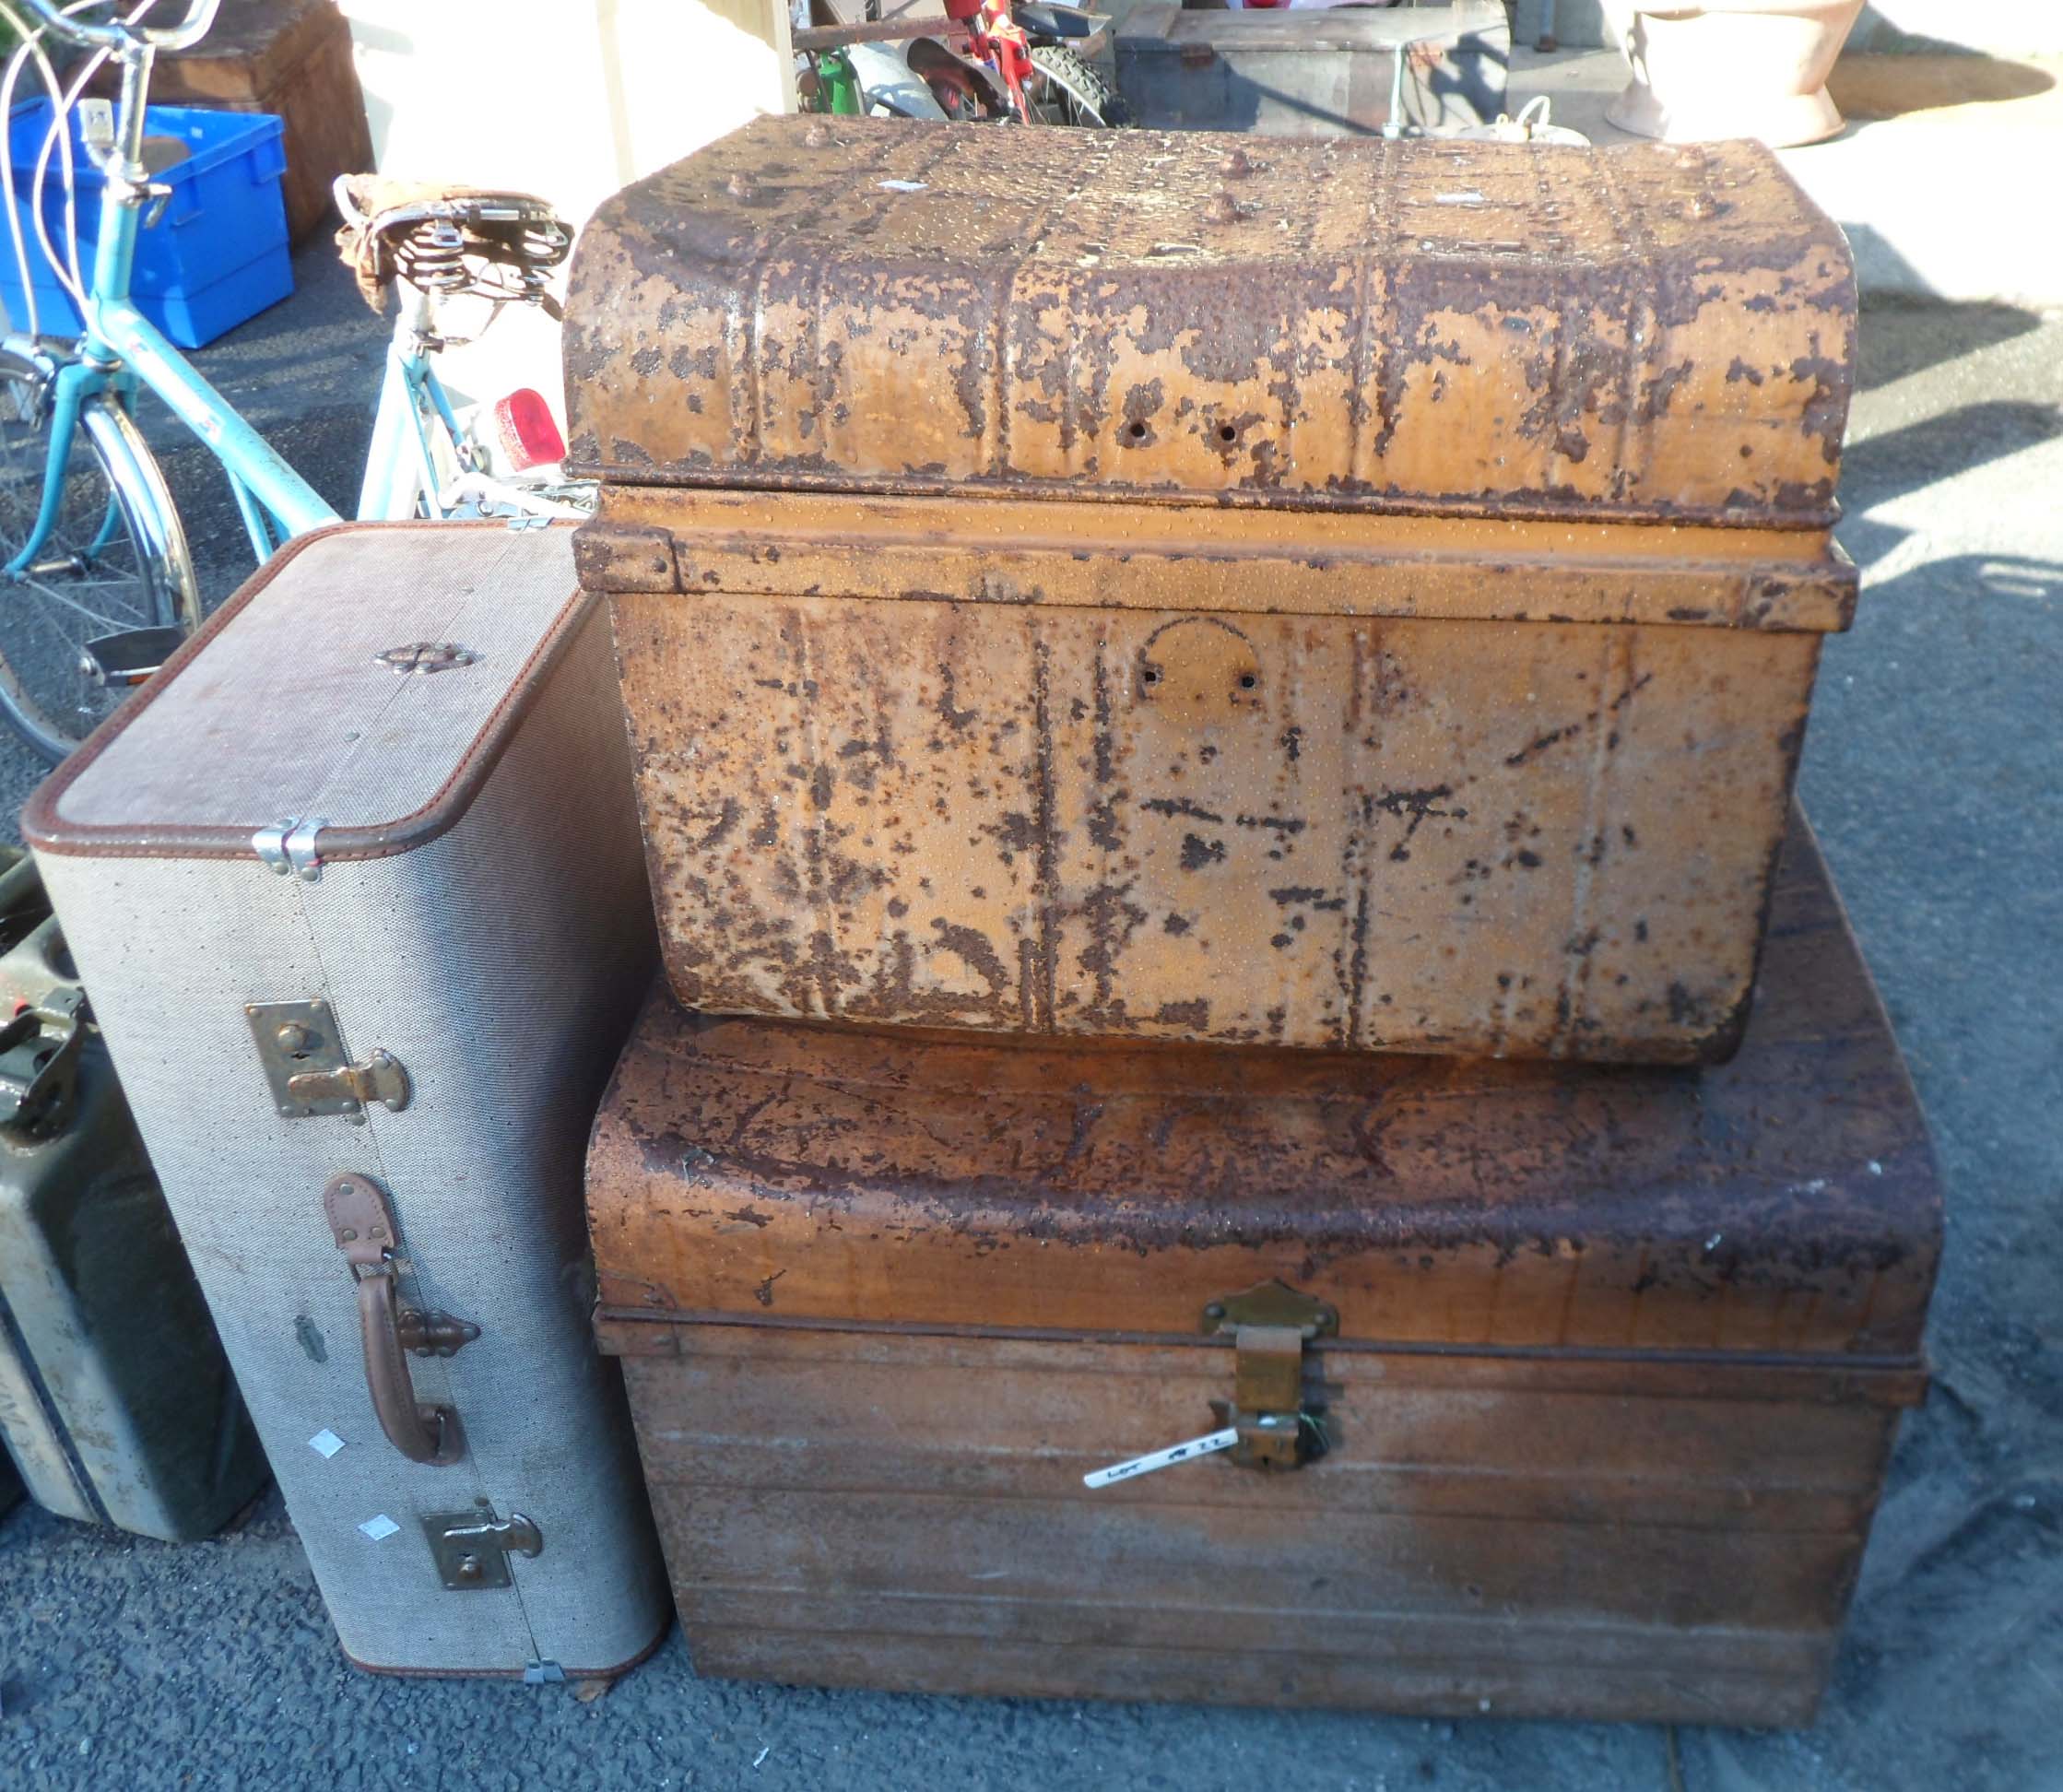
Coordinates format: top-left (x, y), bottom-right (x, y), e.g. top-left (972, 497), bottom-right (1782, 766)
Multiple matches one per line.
top-left (0, 0), bottom-right (172, 326)
top-left (0, 1), bottom-right (90, 330)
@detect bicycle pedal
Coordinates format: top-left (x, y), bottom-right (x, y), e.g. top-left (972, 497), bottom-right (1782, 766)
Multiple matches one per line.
top-left (80, 627), bottom-right (185, 690)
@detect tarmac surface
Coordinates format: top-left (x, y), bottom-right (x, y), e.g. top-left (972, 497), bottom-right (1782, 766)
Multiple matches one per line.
top-left (0, 251), bottom-right (2058, 1791)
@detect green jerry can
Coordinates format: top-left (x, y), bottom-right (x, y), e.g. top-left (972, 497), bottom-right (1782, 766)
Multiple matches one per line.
top-left (0, 853), bottom-right (267, 1541)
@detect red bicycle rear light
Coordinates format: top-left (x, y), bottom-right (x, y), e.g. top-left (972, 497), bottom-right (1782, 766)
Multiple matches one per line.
top-left (493, 388), bottom-right (566, 472)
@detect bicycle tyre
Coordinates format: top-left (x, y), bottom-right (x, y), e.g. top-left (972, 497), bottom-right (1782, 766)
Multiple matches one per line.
top-left (1026, 45), bottom-right (1130, 126)
top-left (0, 350), bottom-right (199, 763)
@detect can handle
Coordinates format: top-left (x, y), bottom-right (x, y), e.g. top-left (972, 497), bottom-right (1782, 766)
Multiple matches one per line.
top-left (324, 1173), bottom-right (468, 1467)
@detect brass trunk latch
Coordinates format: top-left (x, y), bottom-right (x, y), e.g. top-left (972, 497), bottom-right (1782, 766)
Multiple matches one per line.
top-left (247, 998), bottom-right (411, 1124)
top-left (1203, 1279), bottom-right (1337, 1470)
top-left (424, 1505), bottom-right (544, 1591)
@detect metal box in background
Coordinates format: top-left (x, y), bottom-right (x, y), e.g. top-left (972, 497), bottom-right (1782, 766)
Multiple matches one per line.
top-left (0, 854), bottom-right (267, 1543)
top-left (26, 523), bottom-right (669, 1679)
top-left (564, 118), bottom-right (1860, 1065)
top-left (1114, 1), bottom-right (1511, 137)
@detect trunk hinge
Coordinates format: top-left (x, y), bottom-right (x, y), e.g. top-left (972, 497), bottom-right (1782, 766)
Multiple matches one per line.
top-left (253, 815), bottom-right (328, 882)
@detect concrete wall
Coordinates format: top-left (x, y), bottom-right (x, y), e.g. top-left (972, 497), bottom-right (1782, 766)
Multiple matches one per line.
top-left (1513, 0), bottom-right (2063, 54)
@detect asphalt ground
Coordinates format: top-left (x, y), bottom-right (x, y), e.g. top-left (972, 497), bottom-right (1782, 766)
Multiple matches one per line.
top-left (0, 258), bottom-right (2057, 1791)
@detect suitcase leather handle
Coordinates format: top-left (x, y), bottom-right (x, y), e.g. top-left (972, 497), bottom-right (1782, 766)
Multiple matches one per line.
top-left (324, 1173), bottom-right (467, 1468)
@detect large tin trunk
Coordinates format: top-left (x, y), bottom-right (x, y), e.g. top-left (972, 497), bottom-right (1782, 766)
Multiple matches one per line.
top-left (25, 524), bottom-right (669, 1679)
top-left (566, 118), bottom-right (1858, 1064)
top-left (587, 809), bottom-right (1939, 1726)
top-left (0, 855), bottom-right (267, 1542)
top-left (1114, 2), bottom-right (1512, 138)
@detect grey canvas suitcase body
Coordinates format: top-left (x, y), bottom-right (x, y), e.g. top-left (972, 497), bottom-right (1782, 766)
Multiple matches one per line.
top-left (0, 854), bottom-right (266, 1541)
top-left (1114, 2), bottom-right (1510, 138)
top-left (24, 522), bottom-right (670, 1679)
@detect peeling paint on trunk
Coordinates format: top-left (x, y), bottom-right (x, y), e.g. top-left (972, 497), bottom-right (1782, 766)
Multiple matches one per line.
top-left (564, 119), bottom-right (1857, 527)
top-left (568, 119), bottom-right (1858, 1065)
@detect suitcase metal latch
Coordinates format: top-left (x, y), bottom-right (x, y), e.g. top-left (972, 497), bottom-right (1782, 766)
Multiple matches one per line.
top-left (424, 1505), bottom-right (544, 1591)
top-left (247, 998), bottom-right (411, 1124)
top-left (1203, 1279), bottom-right (1337, 1470)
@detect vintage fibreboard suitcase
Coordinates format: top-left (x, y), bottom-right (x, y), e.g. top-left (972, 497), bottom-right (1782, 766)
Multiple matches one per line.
top-left (25, 523), bottom-right (669, 1679)
top-left (0, 854), bottom-right (267, 1542)
top-left (1114, 2), bottom-right (1511, 138)
top-left (566, 118), bottom-right (1860, 1065)
top-left (587, 808), bottom-right (1938, 1725)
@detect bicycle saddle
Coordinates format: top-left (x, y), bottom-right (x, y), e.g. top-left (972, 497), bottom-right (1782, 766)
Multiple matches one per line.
top-left (334, 176), bottom-right (572, 315)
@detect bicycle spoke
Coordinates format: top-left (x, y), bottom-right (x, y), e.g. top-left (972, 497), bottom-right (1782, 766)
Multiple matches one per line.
top-left (15, 572), bottom-right (138, 633)
top-left (0, 359), bottom-right (187, 760)
top-left (17, 584), bottom-right (89, 665)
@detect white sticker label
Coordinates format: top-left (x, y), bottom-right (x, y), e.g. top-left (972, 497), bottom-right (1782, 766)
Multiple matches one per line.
top-left (359, 1515), bottom-right (400, 1542)
top-left (878, 180), bottom-right (928, 194)
top-left (1084, 1427), bottom-right (1239, 1490)
top-left (308, 1430), bottom-right (346, 1459)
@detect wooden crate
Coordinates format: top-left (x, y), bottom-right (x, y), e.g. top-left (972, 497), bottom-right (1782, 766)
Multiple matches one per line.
top-left (114, 0), bottom-right (372, 244)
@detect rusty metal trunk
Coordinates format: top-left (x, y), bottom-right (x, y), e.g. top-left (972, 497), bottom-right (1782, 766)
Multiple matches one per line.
top-left (565, 119), bottom-right (1858, 1063)
top-left (584, 809), bottom-right (1940, 1723)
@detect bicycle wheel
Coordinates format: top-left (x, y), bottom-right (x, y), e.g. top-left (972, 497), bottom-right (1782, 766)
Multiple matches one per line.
top-left (1026, 45), bottom-right (1130, 126)
top-left (0, 350), bottom-right (198, 763)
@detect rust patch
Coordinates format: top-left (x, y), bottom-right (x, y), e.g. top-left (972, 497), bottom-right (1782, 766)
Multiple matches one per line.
top-left (564, 117), bottom-right (1856, 528)
top-left (586, 810), bottom-right (1939, 1371)
top-left (612, 578), bottom-right (1827, 1061)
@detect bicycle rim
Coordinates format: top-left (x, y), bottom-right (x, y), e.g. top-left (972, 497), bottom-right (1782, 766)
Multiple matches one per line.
top-left (0, 354), bottom-right (198, 763)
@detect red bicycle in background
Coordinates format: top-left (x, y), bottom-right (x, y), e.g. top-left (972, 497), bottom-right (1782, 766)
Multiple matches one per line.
top-left (935, 0), bottom-right (1125, 124)
top-left (794, 0), bottom-right (1128, 126)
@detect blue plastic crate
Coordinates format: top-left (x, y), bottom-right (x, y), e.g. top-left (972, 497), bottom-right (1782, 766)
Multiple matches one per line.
top-left (0, 100), bottom-right (291, 349)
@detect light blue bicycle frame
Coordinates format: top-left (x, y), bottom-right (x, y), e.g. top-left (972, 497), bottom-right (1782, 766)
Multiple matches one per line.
top-left (3, 46), bottom-right (338, 582)
top-left (358, 305), bottom-right (473, 524)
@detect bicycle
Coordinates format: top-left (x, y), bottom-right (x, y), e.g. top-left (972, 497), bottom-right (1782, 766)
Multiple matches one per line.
top-left (0, 0), bottom-right (577, 762)
top-left (793, 0), bottom-right (1127, 128)
top-left (334, 174), bottom-right (584, 526)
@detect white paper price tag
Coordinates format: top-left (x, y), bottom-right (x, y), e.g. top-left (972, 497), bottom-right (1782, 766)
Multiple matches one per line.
top-left (1084, 1427), bottom-right (1239, 1490)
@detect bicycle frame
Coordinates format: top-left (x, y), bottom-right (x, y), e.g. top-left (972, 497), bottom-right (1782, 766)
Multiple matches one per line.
top-left (3, 29), bottom-right (337, 581)
top-left (356, 289), bottom-right (467, 523)
top-left (354, 277), bottom-right (586, 525)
